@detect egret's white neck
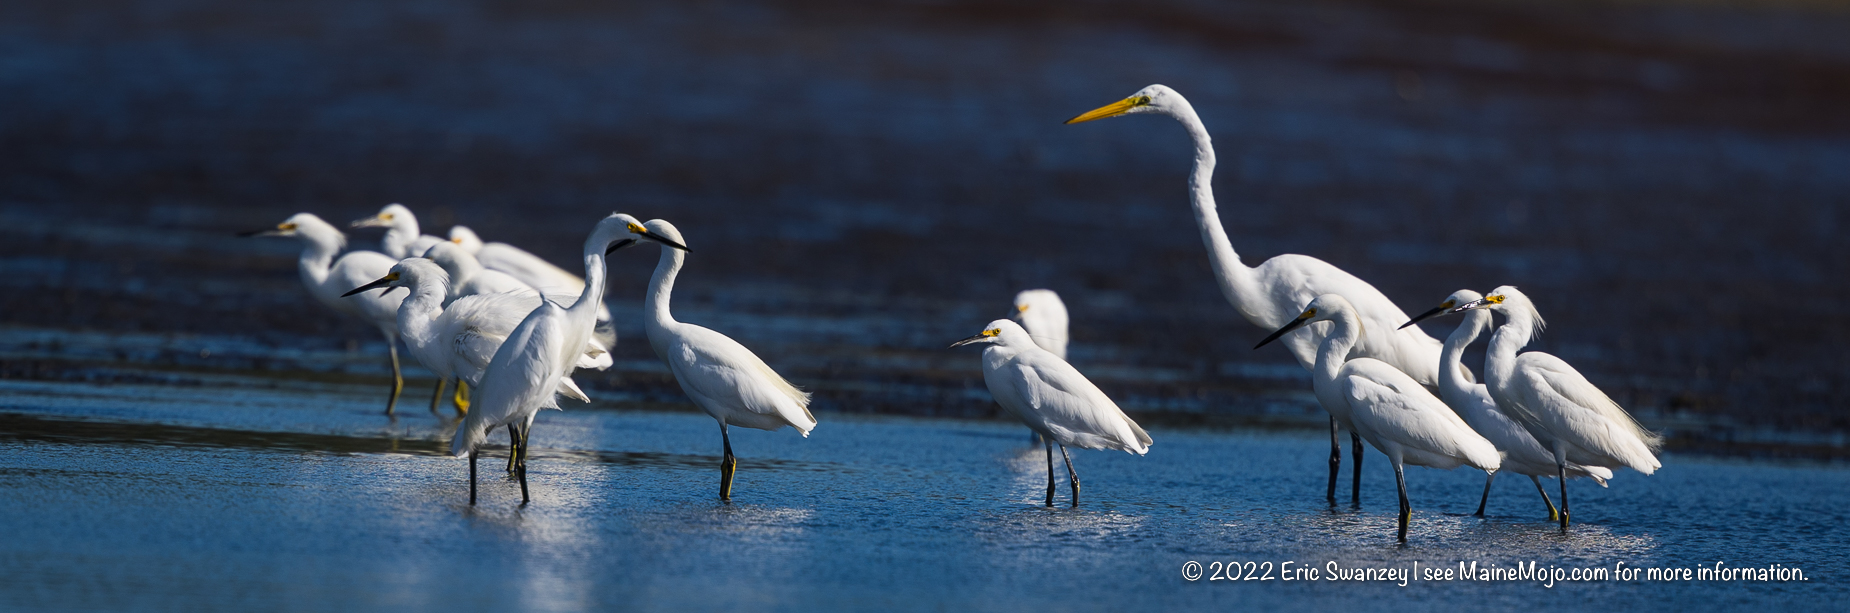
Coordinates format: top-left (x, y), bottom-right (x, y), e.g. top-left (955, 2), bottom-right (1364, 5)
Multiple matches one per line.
top-left (382, 216), bottom-right (420, 259)
top-left (1439, 311), bottom-right (1490, 412)
top-left (395, 274), bottom-right (448, 349)
top-left (295, 230), bottom-right (344, 289)
top-left (1311, 310), bottom-right (1362, 391)
top-left (1483, 309), bottom-right (1536, 393)
top-left (1165, 102), bottom-right (1257, 321)
top-left (646, 246), bottom-right (684, 329)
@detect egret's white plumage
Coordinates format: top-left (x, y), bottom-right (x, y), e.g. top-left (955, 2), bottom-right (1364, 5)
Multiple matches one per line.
top-left (420, 242), bottom-right (532, 305)
top-left (240, 213), bottom-right (410, 413)
top-left (446, 225), bottom-right (619, 356)
top-left (1405, 289), bottom-right (1610, 519)
top-left (952, 319), bottom-right (1149, 507)
top-left (449, 213), bottom-right (641, 505)
top-left (1257, 294), bottom-right (1498, 541)
top-left (636, 219), bottom-right (812, 501)
top-left (1011, 289), bottom-right (1070, 359)
top-left (1450, 286), bottom-right (1661, 532)
top-left (1067, 85), bottom-right (1450, 500)
top-left (351, 203), bottom-right (446, 260)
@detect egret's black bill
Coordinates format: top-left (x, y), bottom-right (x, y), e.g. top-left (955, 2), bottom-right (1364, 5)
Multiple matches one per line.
top-left (236, 228), bottom-right (275, 237)
top-left (342, 276), bottom-right (395, 297)
top-left (605, 238), bottom-right (637, 255)
top-left (949, 334), bottom-right (991, 349)
top-left (1254, 319), bottom-right (1309, 350)
top-left (1450, 297), bottom-right (1493, 314)
top-left (1399, 305), bottom-right (1448, 330)
top-left (637, 232), bottom-right (691, 252)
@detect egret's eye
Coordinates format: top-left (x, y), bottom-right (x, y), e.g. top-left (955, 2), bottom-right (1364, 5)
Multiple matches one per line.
top-left (381, 213), bottom-right (394, 221)
top-left (627, 222), bottom-right (647, 234)
top-left (1017, 305), bottom-right (1029, 312)
top-left (1441, 300), bottom-right (1455, 309)
top-left (383, 272), bottom-right (400, 281)
top-left (1131, 95), bottom-right (1152, 106)
top-left (1301, 308), bottom-right (1317, 319)
top-left (277, 223), bottom-right (297, 231)
top-left (982, 329), bottom-right (999, 337)
top-left (1486, 295), bottom-right (1506, 304)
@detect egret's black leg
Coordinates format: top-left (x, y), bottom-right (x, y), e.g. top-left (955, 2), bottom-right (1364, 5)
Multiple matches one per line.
top-left (515, 423), bottom-right (530, 504)
top-left (468, 447), bottom-right (478, 506)
top-left (1531, 475), bottom-right (1559, 522)
top-left (1475, 470), bottom-right (1496, 517)
top-left (428, 378), bottom-right (448, 415)
top-left (1395, 462), bottom-right (1410, 543)
top-left (1557, 463), bottom-right (1571, 533)
top-left (1351, 431), bottom-right (1364, 506)
top-left (1044, 439), bottom-right (1056, 507)
top-left (719, 422), bottom-right (736, 502)
top-left (1059, 444), bottom-right (1081, 508)
top-left (384, 340), bottom-right (404, 415)
top-left (1327, 417), bottom-right (1340, 503)
top-left (505, 424), bottom-right (519, 474)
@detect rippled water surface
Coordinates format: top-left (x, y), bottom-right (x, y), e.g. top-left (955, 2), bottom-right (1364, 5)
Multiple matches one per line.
top-left (0, 371), bottom-right (1841, 611)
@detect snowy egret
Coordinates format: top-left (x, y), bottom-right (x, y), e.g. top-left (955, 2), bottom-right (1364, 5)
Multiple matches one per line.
top-left (635, 219), bottom-right (811, 502)
top-left (341, 259), bottom-right (610, 417)
top-left (1068, 85), bottom-right (1450, 503)
top-left (239, 213), bottom-right (411, 414)
top-left (446, 226), bottom-right (619, 355)
top-left (1441, 286), bottom-right (1661, 532)
top-left (450, 213), bottom-right (644, 505)
top-left (1402, 290), bottom-right (1610, 519)
top-left (952, 319), bottom-right (1150, 507)
top-left (351, 203), bottom-right (446, 260)
top-left (1256, 295), bottom-right (1499, 542)
top-left (421, 242), bottom-right (537, 305)
top-left (1011, 289), bottom-right (1069, 359)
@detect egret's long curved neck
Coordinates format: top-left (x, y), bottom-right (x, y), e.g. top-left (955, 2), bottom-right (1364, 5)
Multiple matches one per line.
top-left (1484, 310), bottom-right (1535, 390)
top-left (1439, 311), bottom-right (1489, 406)
top-left (396, 275), bottom-right (447, 347)
top-left (568, 249), bottom-right (608, 324)
top-left (646, 247), bottom-right (684, 329)
top-left (295, 231), bottom-right (342, 289)
top-left (1168, 102), bottom-right (1255, 318)
top-left (383, 217), bottom-right (419, 259)
top-left (1312, 310), bottom-right (1362, 387)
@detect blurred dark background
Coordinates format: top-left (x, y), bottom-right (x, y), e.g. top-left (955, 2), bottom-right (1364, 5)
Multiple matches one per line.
top-left (2, 0), bottom-right (1846, 455)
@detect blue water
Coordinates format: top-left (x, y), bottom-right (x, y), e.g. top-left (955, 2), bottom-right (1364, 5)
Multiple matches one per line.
top-left (0, 371), bottom-right (1840, 611)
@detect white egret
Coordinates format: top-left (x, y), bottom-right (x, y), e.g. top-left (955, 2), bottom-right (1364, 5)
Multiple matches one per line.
top-left (1255, 294), bottom-right (1499, 542)
top-left (952, 319), bottom-right (1150, 507)
top-left (1068, 85), bottom-right (1450, 503)
top-left (341, 258), bottom-right (610, 417)
top-left (446, 226), bottom-right (619, 355)
top-left (1445, 286), bottom-right (1661, 532)
top-left (421, 241), bottom-right (538, 305)
top-left (239, 213), bottom-right (411, 414)
top-left (450, 213), bottom-right (649, 505)
top-left (1402, 290), bottom-right (1611, 519)
top-left (636, 219), bottom-right (813, 502)
top-left (351, 203), bottom-right (446, 260)
top-left (1011, 289), bottom-right (1069, 359)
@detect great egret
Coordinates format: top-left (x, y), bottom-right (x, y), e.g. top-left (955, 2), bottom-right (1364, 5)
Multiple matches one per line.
top-left (1068, 85), bottom-right (1449, 504)
top-left (239, 213), bottom-right (410, 414)
top-left (446, 226), bottom-right (619, 355)
top-left (1442, 286), bottom-right (1661, 533)
top-left (450, 213), bottom-right (645, 505)
top-left (635, 219), bottom-right (811, 502)
top-left (350, 203), bottom-right (446, 260)
top-left (1256, 294), bottom-right (1499, 542)
top-left (1011, 289), bottom-right (1069, 359)
top-left (1402, 290), bottom-right (1611, 520)
top-left (341, 258), bottom-right (610, 418)
top-left (952, 319), bottom-right (1150, 507)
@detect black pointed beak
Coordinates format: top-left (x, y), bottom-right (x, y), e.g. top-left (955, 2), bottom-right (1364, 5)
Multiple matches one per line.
top-left (949, 334), bottom-right (991, 349)
top-left (636, 232), bottom-right (691, 252)
top-left (236, 228), bottom-right (268, 237)
top-left (605, 238), bottom-right (637, 255)
top-left (1254, 318), bottom-right (1310, 350)
top-left (1399, 305), bottom-right (1448, 330)
top-left (1450, 298), bottom-right (1492, 314)
top-left (342, 276), bottom-right (396, 297)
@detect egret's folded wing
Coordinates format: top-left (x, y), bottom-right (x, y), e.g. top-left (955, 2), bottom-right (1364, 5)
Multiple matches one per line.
top-left (451, 304), bottom-right (569, 457)
top-left (1344, 372), bottom-right (1497, 470)
top-left (1008, 352), bottom-right (1146, 453)
top-left (1520, 353), bottom-right (1661, 472)
top-left (668, 325), bottom-right (814, 430)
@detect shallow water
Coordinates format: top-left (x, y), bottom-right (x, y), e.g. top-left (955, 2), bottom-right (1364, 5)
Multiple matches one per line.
top-left (0, 371), bottom-right (1841, 611)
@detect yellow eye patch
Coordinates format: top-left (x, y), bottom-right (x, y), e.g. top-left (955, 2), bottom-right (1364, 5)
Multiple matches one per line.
top-left (1300, 308), bottom-right (1317, 319)
top-left (1017, 305), bottom-right (1029, 312)
top-left (1486, 295), bottom-right (1506, 304)
top-left (627, 222), bottom-right (647, 234)
top-left (277, 222), bottom-right (297, 231)
top-left (1131, 95), bottom-right (1152, 106)
top-left (380, 213), bottom-right (394, 221)
top-left (1441, 300), bottom-right (1456, 309)
top-left (982, 329), bottom-right (999, 337)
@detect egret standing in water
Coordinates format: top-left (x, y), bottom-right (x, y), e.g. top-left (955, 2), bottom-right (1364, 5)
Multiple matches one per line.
top-left (350, 203), bottom-right (446, 260)
top-left (1067, 85), bottom-right (1449, 504)
top-left (240, 213), bottom-right (410, 414)
top-left (1442, 286), bottom-right (1661, 533)
top-left (952, 319), bottom-right (1151, 507)
top-left (634, 219), bottom-right (813, 502)
top-left (1011, 289), bottom-right (1070, 359)
top-left (1402, 290), bottom-right (1610, 519)
top-left (450, 213), bottom-right (644, 505)
top-left (1256, 295), bottom-right (1498, 542)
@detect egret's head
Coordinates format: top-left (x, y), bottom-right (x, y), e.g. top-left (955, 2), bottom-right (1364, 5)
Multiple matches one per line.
top-left (239, 213), bottom-right (341, 244)
top-left (629, 218), bottom-right (692, 253)
top-left (1065, 84), bottom-right (1184, 124)
top-left (1011, 288), bottom-right (1068, 327)
top-left (1254, 294), bottom-right (1351, 349)
top-left (343, 258), bottom-right (445, 297)
top-left (420, 241), bottom-right (471, 275)
top-left (1400, 288), bottom-right (1483, 329)
top-left (1450, 285), bottom-right (1544, 336)
top-left (448, 225), bottom-right (483, 253)
top-left (950, 319), bottom-right (1033, 349)
top-left (351, 203), bottom-right (414, 230)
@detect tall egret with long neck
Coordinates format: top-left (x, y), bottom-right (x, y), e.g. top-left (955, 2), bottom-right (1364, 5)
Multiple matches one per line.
top-left (1067, 85), bottom-right (1449, 504)
top-left (1402, 290), bottom-right (1610, 519)
top-left (952, 319), bottom-right (1150, 507)
top-left (446, 226), bottom-right (619, 355)
top-left (239, 213), bottom-right (410, 414)
top-left (636, 219), bottom-right (813, 502)
top-left (342, 259), bottom-right (610, 417)
top-left (1011, 289), bottom-right (1070, 359)
top-left (1444, 286), bottom-right (1661, 532)
top-left (450, 213), bottom-right (647, 505)
top-left (1256, 294), bottom-right (1499, 542)
top-left (350, 203), bottom-right (445, 260)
